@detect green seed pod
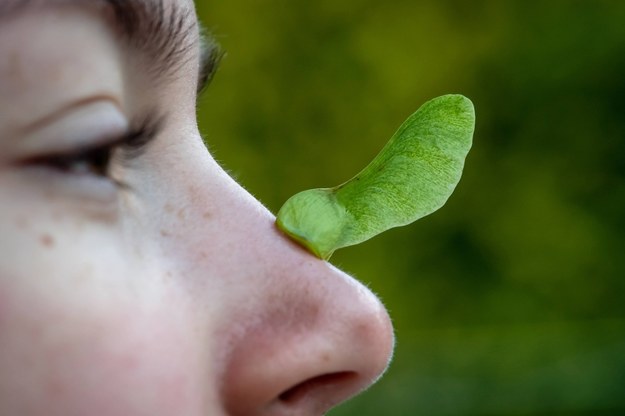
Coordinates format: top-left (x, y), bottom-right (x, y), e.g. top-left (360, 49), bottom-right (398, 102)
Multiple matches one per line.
top-left (276, 94), bottom-right (475, 260)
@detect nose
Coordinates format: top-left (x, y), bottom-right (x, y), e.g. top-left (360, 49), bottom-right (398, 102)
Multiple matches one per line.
top-left (203, 167), bottom-right (395, 415)
top-left (221, 257), bottom-right (394, 415)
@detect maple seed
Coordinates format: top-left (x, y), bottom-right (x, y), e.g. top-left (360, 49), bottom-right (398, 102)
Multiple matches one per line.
top-left (276, 94), bottom-right (475, 260)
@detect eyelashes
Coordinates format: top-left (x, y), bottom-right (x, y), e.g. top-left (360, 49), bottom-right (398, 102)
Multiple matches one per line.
top-left (118, 112), bottom-right (165, 161)
top-left (21, 112), bottom-right (165, 187)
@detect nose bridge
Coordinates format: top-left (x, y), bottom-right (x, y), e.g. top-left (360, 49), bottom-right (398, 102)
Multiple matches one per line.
top-left (203, 172), bottom-right (394, 415)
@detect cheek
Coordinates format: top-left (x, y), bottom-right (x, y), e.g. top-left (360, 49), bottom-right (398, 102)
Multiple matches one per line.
top-left (0, 279), bottom-right (210, 416)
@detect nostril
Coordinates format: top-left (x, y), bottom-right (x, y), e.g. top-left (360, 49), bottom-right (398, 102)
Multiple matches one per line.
top-left (278, 371), bottom-right (357, 405)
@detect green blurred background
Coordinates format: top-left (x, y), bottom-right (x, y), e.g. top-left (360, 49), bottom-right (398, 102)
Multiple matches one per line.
top-left (195, 1), bottom-right (625, 414)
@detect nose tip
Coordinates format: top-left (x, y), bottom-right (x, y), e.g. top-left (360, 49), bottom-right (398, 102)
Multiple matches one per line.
top-left (220, 238), bottom-right (395, 416)
top-left (270, 270), bottom-right (395, 413)
top-left (273, 282), bottom-right (395, 415)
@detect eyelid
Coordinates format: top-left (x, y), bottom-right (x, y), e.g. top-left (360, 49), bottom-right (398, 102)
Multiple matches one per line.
top-left (17, 110), bottom-right (164, 194)
top-left (16, 101), bottom-right (129, 158)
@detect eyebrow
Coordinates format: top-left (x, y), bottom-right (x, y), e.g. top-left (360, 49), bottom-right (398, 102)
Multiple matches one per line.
top-left (0, 0), bottom-right (221, 93)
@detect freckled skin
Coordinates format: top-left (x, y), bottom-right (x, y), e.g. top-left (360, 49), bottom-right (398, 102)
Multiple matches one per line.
top-left (0, 1), bottom-right (394, 415)
top-left (40, 233), bottom-right (55, 247)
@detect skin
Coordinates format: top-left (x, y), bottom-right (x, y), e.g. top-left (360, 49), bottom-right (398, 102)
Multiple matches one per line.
top-left (0, 1), bottom-right (394, 415)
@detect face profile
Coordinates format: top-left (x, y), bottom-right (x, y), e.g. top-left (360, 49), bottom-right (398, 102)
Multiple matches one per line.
top-left (0, 0), bottom-right (394, 415)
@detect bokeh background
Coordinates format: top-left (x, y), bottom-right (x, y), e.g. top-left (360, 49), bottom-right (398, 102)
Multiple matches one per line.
top-left (195, 1), bottom-right (625, 414)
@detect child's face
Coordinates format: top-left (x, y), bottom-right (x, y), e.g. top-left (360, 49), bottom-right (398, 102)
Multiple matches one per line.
top-left (0, 0), bottom-right (394, 414)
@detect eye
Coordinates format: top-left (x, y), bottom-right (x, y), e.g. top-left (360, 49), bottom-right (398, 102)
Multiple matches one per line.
top-left (20, 113), bottom-right (163, 185)
top-left (42, 144), bottom-right (114, 177)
